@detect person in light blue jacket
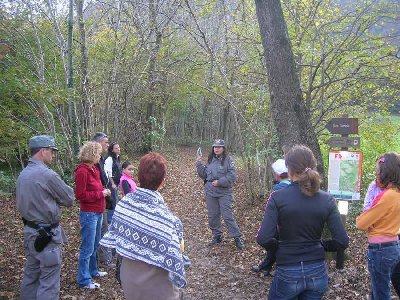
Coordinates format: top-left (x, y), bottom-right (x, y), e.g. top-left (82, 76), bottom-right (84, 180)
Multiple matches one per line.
top-left (252, 158), bottom-right (291, 276)
top-left (196, 139), bottom-right (244, 250)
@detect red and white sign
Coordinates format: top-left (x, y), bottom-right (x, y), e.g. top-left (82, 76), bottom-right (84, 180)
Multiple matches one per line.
top-left (328, 150), bottom-right (362, 200)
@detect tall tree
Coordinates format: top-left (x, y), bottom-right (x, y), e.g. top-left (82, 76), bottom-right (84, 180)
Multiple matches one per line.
top-left (67, 0), bottom-right (80, 155)
top-left (254, 0), bottom-right (324, 176)
top-left (75, 0), bottom-right (92, 140)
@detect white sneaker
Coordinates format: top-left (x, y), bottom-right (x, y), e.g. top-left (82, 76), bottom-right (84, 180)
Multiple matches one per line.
top-left (94, 271), bottom-right (108, 277)
top-left (81, 282), bottom-right (100, 289)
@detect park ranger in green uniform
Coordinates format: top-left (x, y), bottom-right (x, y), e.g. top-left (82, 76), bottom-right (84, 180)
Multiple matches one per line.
top-left (16, 135), bottom-right (74, 300)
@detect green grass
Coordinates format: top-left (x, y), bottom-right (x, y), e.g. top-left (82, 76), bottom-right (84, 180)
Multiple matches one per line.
top-left (391, 115), bottom-right (400, 152)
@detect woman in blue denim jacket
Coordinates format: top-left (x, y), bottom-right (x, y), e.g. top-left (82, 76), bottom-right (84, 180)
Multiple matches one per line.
top-left (257, 145), bottom-right (349, 299)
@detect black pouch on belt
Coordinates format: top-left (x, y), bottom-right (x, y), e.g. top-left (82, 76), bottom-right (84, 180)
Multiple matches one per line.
top-left (34, 226), bottom-right (53, 252)
top-left (105, 195), bottom-right (113, 209)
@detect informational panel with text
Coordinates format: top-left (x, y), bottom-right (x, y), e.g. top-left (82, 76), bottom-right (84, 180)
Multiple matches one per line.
top-left (328, 150), bottom-right (363, 200)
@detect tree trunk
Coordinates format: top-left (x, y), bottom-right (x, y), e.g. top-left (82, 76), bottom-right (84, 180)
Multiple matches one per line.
top-left (44, 0), bottom-right (74, 161)
top-left (145, 0), bottom-right (162, 151)
top-left (254, 0), bottom-right (324, 177)
top-left (28, 4), bottom-right (56, 137)
top-left (67, 0), bottom-right (80, 156)
top-left (75, 0), bottom-right (92, 140)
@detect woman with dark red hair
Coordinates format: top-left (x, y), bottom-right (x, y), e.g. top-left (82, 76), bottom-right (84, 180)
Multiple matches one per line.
top-left (100, 152), bottom-right (188, 299)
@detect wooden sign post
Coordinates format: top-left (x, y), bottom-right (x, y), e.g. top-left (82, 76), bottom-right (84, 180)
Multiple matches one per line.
top-left (326, 117), bottom-right (360, 270)
top-left (327, 137), bottom-right (360, 148)
top-left (325, 118), bottom-right (359, 135)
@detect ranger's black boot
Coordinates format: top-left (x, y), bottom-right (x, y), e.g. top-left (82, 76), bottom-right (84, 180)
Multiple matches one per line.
top-left (234, 237), bottom-right (245, 250)
top-left (208, 235), bottom-right (222, 246)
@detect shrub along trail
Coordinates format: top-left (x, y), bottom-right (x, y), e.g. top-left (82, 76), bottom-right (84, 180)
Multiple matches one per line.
top-left (0, 146), bottom-right (376, 299)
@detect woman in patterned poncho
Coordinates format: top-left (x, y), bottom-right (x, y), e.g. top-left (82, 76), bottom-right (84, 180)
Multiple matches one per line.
top-left (100, 152), bottom-right (188, 300)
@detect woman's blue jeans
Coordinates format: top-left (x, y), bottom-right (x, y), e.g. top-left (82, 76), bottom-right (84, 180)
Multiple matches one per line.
top-left (268, 260), bottom-right (328, 300)
top-left (77, 212), bottom-right (103, 287)
top-left (368, 241), bottom-right (400, 300)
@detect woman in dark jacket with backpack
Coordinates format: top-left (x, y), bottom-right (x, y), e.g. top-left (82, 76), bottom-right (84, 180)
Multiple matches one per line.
top-left (257, 145), bottom-right (349, 299)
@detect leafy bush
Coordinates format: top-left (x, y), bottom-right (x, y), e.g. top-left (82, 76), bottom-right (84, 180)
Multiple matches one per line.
top-left (0, 171), bottom-right (16, 196)
top-left (144, 117), bottom-right (166, 152)
top-left (357, 115), bottom-right (397, 193)
top-left (237, 135), bottom-right (281, 203)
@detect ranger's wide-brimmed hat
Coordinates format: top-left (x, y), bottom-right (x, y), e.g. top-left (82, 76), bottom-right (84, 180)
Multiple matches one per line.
top-left (212, 139), bottom-right (225, 147)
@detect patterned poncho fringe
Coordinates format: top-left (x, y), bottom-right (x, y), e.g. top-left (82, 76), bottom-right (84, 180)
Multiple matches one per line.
top-left (100, 187), bottom-right (187, 288)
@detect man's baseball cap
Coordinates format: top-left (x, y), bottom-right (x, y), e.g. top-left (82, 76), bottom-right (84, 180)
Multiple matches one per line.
top-left (29, 135), bottom-right (59, 151)
top-left (272, 159), bottom-right (287, 175)
top-left (212, 139), bottom-right (225, 147)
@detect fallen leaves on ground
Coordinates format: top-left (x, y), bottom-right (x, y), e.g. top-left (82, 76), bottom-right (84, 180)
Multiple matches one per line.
top-left (0, 146), bottom-right (386, 299)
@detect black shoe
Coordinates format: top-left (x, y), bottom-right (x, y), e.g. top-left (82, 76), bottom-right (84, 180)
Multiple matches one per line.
top-left (234, 237), bottom-right (245, 250)
top-left (208, 235), bottom-right (222, 246)
top-left (252, 265), bottom-right (261, 272)
top-left (261, 267), bottom-right (272, 277)
top-left (252, 264), bottom-right (271, 274)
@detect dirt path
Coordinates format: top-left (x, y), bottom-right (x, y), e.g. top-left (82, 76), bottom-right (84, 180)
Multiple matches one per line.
top-left (162, 147), bottom-right (266, 300)
top-left (0, 146), bottom-right (377, 299)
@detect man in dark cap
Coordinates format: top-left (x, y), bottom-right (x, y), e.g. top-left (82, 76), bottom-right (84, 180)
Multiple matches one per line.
top-left (92, 132), bottom-right (115, 268)
top-left (92, 132), bottom-right (109, 186)
top-left (16, 135), bottom-right (75, 300)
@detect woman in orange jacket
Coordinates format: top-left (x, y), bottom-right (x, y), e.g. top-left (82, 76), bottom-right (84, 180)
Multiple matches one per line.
top-left (356, 153), bottom-right (400, 300)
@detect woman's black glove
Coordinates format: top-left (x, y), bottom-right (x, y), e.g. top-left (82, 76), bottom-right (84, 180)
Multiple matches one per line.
top-left (321, 239), bottom-right (343, 252)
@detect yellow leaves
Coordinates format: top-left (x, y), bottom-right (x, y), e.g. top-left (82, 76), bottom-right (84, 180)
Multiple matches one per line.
top-left (89, 27), bottom-right (138, 62)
